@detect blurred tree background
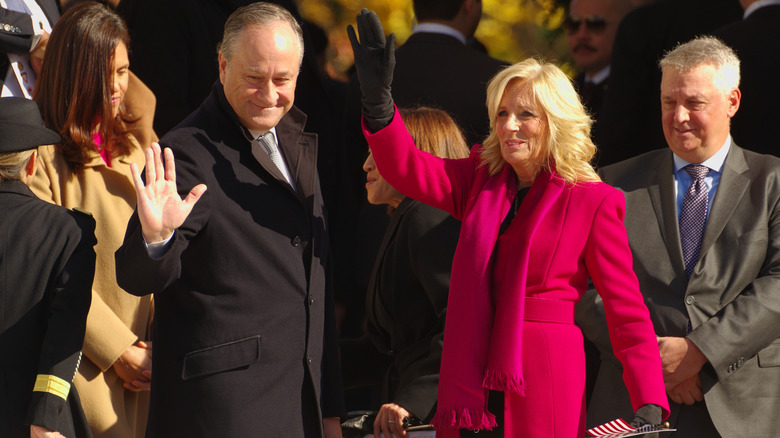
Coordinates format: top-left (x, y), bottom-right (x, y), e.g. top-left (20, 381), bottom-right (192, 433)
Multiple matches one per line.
top-left (297, 0), bottom-right (576, 81)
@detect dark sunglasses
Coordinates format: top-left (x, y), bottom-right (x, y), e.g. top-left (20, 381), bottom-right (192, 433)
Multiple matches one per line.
top-left (564, 15), bottom-right (608, 33)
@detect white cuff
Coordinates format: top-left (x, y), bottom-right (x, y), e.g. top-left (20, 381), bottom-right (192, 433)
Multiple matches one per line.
top-left (144, 232), bottom-right (174, 259)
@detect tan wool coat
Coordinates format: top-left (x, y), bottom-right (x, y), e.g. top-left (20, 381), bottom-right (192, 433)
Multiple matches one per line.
top-left (31, 134), bottom-right (151, 438)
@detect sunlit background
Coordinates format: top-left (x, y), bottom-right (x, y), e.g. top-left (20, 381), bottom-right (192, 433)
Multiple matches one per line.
top-left (296, 0), bottom-right (575, 81)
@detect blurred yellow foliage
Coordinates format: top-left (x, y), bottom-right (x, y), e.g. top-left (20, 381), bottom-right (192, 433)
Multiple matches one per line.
top-left (297, 0), bottom-right (575, 81)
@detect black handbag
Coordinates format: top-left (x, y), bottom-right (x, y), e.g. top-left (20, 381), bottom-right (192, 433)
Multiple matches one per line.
top-left (341, 410), bottom-right (377, 438)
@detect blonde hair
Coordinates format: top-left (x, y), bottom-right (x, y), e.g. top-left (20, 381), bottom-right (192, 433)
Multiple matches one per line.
top-left (0, 149), bottom-right (34, 181)
top-left (659, 36), bottom-right (740, 95)
top-left (480, 58), bottom-right (600, 184)
top-left (400, 107), bottom-right (470, 159)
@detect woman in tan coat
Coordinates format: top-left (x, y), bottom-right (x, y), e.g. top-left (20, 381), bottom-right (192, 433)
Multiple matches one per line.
top-left (31, 3), bottom-right (152, 437)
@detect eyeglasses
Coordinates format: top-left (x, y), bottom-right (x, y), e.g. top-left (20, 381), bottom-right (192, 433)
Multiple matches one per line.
top-left (564, 15), bottom-right (608, 34)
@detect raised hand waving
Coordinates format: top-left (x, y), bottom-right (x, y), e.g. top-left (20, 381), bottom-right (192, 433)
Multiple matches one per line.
top-left (130, 142), bottom-right (207, 244)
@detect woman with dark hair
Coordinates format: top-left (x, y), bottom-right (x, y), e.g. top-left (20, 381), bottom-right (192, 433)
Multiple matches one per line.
top-left (31, 3), bottom-right (152, 438)
top-left (341, 107), bottom-right (469, 438)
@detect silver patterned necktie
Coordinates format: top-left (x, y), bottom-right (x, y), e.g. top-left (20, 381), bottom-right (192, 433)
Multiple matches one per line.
top-left (258, 132), bottom-right (285, 173)
top-left (256, 131), bottom-right (295, 189)
top-left (679, 164), bottom-right (710, 278)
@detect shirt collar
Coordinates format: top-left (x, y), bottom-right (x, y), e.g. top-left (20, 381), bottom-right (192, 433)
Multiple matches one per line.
top-left (244, 126), bottom-right (279, 144)
top-left (673, 135), bottom-right (732, 173)
top-left (744, 0), bottom-right (780, 18)
top-left (412, 22), bottom-right (467, 44)
top-left (586, 66), bottom-right (610, 85)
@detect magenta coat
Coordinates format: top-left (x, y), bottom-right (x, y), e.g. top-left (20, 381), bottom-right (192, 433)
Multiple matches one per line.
top-left (364, 109), bottom-right (669, 437)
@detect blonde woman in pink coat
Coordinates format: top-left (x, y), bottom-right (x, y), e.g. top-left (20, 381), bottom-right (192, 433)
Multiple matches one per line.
top-left (348, 10), bottom-right (670, 438)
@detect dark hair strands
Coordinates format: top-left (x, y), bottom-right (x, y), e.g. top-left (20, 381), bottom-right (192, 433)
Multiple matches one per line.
top-left (33, 1), bottom-right (133, 174)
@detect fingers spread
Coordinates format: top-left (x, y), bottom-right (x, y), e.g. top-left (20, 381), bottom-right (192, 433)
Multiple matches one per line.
top-left (184, 184), bottom-right (208, 207)
top-left (163, 147), bottom-right (176, 183)
top-left (144, 145), bottom-right (155, 185)
top-left (153, 142), bottom-right (165, 183)
top-left (347, 24), bottom-right (359, 50)
top-left (130, 163), bottom-right (145, 190)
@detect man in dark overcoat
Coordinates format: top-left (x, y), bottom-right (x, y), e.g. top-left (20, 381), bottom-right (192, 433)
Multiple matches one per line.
top-left (115, 3), bottom-right (344, 437)
top-left (0, 96), bottom-right (96, 438)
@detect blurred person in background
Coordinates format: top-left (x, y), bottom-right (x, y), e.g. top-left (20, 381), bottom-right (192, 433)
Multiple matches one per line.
top-left (340, 106), bottom-right (469, 438)
top-left (566, 0), bottom-right (633, 163)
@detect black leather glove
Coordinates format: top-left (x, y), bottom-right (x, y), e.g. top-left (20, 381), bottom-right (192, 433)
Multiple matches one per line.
top-left (347, 8), bottom-right (395, 132)
top-left (629, 403), bottom-right (662, 428)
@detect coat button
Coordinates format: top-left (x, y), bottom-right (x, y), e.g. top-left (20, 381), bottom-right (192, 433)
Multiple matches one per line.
top-left (291, 236), bottom-right (301, 246)
top-left (309, 297), bottom-right (315, 306)
top-left (685, 296), bottom-right (695, 305)
top-left (307, 355), bottom-right (312, 364)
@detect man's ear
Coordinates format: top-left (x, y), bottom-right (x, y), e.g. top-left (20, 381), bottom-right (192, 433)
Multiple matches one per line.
top-left (218, 52), bottom-right (228, 85)
top-left (727, 87), bottom-right (741, 118)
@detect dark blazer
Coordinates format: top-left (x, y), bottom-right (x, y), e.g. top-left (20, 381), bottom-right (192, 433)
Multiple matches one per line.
top-left (392, 32), bottom-right (508, 147)
top-left (115, 82), bottom-right (344, 438)
top-left (0, 181), bottom-right (95, 438)
top-left (595, 0), bottom-right (742, 166)
top-left (342, 198), bottom-right (459, 421)
top-left (0, 0), bottom-right (60, 89)
top-left (713, 5), bottom-right (780, 155)
top-left (579, 144), bottom-right (780, 437)
top-left (573, 72), bottom-right (608, 161)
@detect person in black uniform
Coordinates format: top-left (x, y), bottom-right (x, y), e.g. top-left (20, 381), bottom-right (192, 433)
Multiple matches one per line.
top-left (0, 97), bottom-right (97, 438)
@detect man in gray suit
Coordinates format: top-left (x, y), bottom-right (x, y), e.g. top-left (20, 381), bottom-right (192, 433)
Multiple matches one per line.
top-left (578, 36), bottom-right (780, 437)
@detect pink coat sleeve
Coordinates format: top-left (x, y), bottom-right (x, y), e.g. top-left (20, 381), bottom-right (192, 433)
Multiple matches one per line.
top-left (363, 107), bottom-right (476, 220)
top-left (584, 189), bottom-right (670, 418)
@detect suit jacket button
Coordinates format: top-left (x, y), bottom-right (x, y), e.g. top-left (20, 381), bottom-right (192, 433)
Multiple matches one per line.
top-left (291, 236), bottom-right (301, 246)
top-left (685, 296), bottom-right (695, 305)
top-left (307, 355), bottom-right (312, 364)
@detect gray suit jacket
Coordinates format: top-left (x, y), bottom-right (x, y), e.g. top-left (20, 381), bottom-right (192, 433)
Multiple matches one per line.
top-left (578, 143), bottom-right (780, 437)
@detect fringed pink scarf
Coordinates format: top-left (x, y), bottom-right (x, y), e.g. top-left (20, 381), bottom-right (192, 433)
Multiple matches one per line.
top-left (431, 165), bottom-right (565, 433)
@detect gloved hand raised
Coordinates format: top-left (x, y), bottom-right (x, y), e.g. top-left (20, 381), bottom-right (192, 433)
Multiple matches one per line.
top-left (629, 403), bottom-right (662, 429)
top-left (347, 8), bottom-right (396, 132)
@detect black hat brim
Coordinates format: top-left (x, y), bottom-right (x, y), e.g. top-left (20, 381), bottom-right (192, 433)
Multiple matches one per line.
top-left (0, 121), bottom-right (62, 153)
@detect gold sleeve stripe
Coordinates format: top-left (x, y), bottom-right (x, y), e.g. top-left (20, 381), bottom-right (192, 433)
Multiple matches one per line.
top-left (33, 374), bottom-right (71, 400)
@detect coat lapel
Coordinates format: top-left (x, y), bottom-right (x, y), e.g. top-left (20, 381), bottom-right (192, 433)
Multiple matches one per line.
top-left (698, 144), bottom-right (750, 264)
top-left (276, 107), bottom-right (316, 200)
top-left (651, 152), bottom-right (687, 279)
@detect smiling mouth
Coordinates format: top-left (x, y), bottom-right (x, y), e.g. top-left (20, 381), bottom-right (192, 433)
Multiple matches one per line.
top-left (674, 127), bottom-right (694, 135)
top-left (505, 139), bottom-right (526, 147)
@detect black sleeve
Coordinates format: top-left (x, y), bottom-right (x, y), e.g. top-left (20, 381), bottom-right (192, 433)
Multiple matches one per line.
top-left (25, 212), bottom-right (96, 430)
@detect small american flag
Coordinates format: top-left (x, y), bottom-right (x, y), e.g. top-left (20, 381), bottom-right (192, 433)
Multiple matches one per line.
top-left (587, 419), bottom-right (675, 437)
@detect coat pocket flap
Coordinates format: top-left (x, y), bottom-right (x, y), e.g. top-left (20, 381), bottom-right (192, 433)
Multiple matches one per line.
top-left (758, 340), bottom-right (780, 368)
top-left (182, 335), bottom-right (261, 380)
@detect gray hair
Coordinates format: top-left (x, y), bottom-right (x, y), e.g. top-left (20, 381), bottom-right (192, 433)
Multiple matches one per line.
top-left (217, 2), bottom-right (304, 64)
top-left (0, 150), bottom-right (34, 181)
top-left (659, 36), bottom-right (740, 94)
